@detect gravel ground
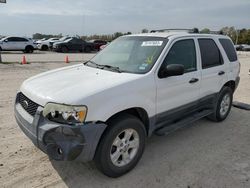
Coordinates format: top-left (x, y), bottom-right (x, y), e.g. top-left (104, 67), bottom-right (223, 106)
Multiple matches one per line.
top-left (0, 53), bottom-right (249, 188)
top-left (0, 51), bottom-right (95, 63)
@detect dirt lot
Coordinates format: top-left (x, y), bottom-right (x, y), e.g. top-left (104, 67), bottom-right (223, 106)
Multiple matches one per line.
top-left (0, 51), bottom-right (95, 63)
top-left (0, 53), bottom-right (250, 188)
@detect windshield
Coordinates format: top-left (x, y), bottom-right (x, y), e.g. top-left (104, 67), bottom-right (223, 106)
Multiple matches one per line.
top-left (64, 38), bottom-right (73, 43)
top-left (90, 36), bottom-right (167, 74)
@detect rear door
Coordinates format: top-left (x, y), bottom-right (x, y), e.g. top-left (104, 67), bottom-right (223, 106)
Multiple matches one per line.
top-left (218, 38), bottom-right (240, 83)
top-left (16, 37), bottom-right (29, 50)
top-left (198, 38), bottom-right (228, 99)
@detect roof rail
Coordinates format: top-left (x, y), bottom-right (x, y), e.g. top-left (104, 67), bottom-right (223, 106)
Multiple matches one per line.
top-left (150, 28), bottom-right (199, 34)
top-left (150, 28), bottom-right (225, 35)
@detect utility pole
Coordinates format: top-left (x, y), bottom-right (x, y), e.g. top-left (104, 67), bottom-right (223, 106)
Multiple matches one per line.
top-left (0, 0), bottom-right (7, 63)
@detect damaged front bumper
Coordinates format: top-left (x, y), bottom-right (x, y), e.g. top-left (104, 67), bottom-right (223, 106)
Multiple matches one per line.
top-left (14, 103), bottom-right (107, 162)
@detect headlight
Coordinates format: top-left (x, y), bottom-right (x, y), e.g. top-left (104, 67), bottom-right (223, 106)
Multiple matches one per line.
top-left (43, 103), bottom-right (87, 125)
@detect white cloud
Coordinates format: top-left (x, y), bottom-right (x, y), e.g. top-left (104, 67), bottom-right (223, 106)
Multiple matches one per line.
top-left (0, 0), bottom-right (249, 36)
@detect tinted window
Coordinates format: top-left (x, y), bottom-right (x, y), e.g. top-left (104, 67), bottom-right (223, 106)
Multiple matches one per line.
top-left (71, 38), bottom-right (82, 44)
top-left (16, 37), bottom-right (28, 42)
top-left (161, 39), bottom-right (197, 73)
top-left (219, 38), bottom-right (237, 62)
top-left (198, 39), bottom-right (223, 69)
top-left (7, 37), bottom-right (17, 42)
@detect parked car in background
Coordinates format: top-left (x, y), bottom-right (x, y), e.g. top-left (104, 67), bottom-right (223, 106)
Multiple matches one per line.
top-left (234, 45), bottom-right (243, 51)
top-left (37, 38), bottom-right (59, 51)
top-left (0, 36), bottom-right (37, 53)
top-left (53, 37), bottom-right (94, 53)
top-left (242, 44), bottom-right (250, 51)
top-left (89, 39), bottom-right (107, 51)
top-left (100, 42), bottom-right (110, 50)
top-left (34, 38), bottom-right (47, 45)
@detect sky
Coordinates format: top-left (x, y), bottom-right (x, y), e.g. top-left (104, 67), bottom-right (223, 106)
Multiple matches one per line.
top-left (0, 0), bottom-right (250, 37)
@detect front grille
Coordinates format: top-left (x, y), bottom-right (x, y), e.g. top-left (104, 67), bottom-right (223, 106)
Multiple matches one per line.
top-left (17, 92), bottom-right (40, 116)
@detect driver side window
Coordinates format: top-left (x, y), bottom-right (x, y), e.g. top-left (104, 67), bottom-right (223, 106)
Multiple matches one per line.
top-left (161, 39), bottom-right (197, 73)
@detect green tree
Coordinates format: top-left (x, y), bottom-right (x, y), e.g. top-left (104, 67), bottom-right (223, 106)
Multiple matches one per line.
top-left (200, 28), bottom-right (210, 34)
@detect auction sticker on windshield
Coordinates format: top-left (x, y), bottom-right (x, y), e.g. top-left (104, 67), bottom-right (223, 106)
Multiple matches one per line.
top-left (141, 41), bottom-right (163, 46)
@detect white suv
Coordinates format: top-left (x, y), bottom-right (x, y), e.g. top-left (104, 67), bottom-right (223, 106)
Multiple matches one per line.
top-left (0, 36), bottom-right (36, 53)
top-left (37, 38), bottom-right (60, 51)
top-left (14, 30), bottom-right (240, 177)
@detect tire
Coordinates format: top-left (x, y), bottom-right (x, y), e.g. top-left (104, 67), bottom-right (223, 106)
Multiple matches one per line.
top-left (84, 46), bottom-right (92, 53)
top-left (208, 86), bottom-right (233, 122)
top-left (41, 45), bottom-right (49, 51)
top-left (61, 46), bottom-right (68, 53)
top-left (25, 46), bottom-right (34, 53)
top-left (94, 114), bottom-right (146, 178)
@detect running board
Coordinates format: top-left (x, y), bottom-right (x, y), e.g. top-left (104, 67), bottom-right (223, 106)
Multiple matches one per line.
top-left (155, 110), bottom-right (213, 136)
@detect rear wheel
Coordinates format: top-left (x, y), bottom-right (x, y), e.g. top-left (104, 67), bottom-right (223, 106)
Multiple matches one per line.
top-left (94, 114), bottom-right (146, 178)
top-left (84, 46), bottom-right (92, 53)
top-left (208, 86), bottom-right (233, 122)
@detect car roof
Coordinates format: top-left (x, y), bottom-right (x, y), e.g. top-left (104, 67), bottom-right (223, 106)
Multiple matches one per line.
top-left (128, 32), bottom-right (229, 39)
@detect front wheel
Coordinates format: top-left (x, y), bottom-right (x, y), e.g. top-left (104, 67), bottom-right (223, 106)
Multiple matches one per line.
top-left (25, 46), bottom-right (34, 53)
top-left (208, 86), bottom-right (233, 122)
top-left (94, 114), bottom-right (146, 178)
top-left (61, 46), bottom-right (68, 53)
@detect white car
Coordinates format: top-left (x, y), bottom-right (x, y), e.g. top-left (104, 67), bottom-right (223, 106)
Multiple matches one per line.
top-left (242, 44), bottom-right (250, 51)
top-left (15, 30), bottom-right (240, 177)
top-left (0, 36), bottom-right (36, 53)
top-left (37, 38), bottom-right (60, 51)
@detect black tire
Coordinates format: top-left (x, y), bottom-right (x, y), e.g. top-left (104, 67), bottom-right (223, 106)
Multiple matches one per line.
top-left (41, 45), bottom-right (49, 51)
top-left (208, 86), bottom-right (233, 122)
top-left (84, 46), bottom-right (92, 53)
top-left (94, 114), bottom-right (146, 178)
top-left (25, 46), bottom-right (34, 53)
top-left (61, 46), bottom-right (68, 53)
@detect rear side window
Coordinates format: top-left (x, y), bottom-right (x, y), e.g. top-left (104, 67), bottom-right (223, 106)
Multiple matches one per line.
top-left (162, 39), bottom-right (197, 73)
top-left (198, 39), bottom-right (223, 69)
top-left (219, 38), bottom-right (237, 62)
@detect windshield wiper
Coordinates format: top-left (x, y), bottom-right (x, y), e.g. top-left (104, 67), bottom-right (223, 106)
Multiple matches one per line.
top-left (100, 64), bottom-right (124, 73)
top-left (83, 60), bottom-right (100, 67)
top-left (84, 61), bottom-right (124, 73)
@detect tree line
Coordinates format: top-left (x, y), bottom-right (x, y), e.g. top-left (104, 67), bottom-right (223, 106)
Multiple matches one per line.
top-left (32, 26), bottom-right (250, 44)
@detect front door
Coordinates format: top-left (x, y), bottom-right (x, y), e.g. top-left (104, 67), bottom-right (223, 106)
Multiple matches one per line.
top-left (156, 38), bottom-right (201, 126)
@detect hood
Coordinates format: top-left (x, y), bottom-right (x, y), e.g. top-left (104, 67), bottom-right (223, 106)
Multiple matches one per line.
top-left (20, 64), bottom-right (140, 106)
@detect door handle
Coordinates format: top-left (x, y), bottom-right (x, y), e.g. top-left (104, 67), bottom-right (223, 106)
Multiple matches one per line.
top-left (189, 78), bottom-right (199, 84)
top-left (218, 71), bottom-right (225, 76)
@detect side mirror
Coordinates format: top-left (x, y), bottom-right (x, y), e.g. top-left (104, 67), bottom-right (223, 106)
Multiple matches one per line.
top-left (4, 39), bottom-right (8, 43)
top-left (159, 64), bottom-right (184, 78)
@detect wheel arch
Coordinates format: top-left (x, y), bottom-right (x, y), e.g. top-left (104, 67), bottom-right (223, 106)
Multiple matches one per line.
top-left (25, 45), bottom-right (34, 50)
top-left (223, 80), bottom-right (236, 92)
top-left (105, 107), bottom-right (150, 136)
